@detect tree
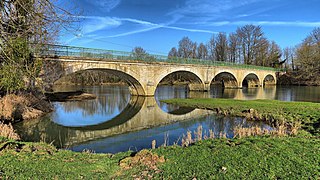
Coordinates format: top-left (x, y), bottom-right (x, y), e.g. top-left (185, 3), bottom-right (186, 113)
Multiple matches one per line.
top-left (0, 0), bottom-right (79, 92)
top-left (197, 43), bottom-right (208, 60)
top-left (266, 41), bottom-right (282, 67)
top-left (236, 25), bottom-right (266, 65)
top-left (228, 33), bottom-right (240, 63)
top-left (295, 27), bottom-right (320, 81)
top-left (168, 47), bottom-right (178, 59)
top-left (131, 47), bottom-right (152, 60)
top-left (283, 47), bottom-right (296, 71)
top-left (178, 37), bottom-right (196, 59)
top-left (215, 32), bottom-right (228, 61)
top-left (207, 35), bottom-right (216, 61)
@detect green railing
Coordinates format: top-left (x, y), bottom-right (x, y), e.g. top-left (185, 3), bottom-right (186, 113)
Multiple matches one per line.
top-left (32, 44), bottom-right (277, 71)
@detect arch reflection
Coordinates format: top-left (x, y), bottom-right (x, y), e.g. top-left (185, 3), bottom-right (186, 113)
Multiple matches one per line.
top-left (14, 85), bottom-right (210, 148)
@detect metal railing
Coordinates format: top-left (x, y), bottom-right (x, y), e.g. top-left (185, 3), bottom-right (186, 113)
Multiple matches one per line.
top-left (31, 44), bottom-right (277, 71)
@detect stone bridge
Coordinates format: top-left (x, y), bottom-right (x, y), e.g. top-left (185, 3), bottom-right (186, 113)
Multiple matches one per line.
top-left (42, 56), bottom-right (277, 96)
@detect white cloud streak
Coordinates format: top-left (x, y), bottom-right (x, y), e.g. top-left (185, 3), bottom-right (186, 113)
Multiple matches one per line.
top-left (85, 0), bottom-right (121, 12)
top-left (65, 14), bottom-right (320, 44)
top-left (169, 0), bottom-right (263, 16)
top-left (69, 15), bottom-right (217, 41)
top-left (208, 21), bottom-right (320, 27)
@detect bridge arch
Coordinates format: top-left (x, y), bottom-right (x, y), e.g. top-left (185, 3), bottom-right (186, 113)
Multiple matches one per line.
top-left (59, 68), bottom-right (146, 96)
top-left (263, 74), bottom-right (276, 86)
top-left (242, 73), bottom-right (260, 88)
top-left (155, 70), bottom-right (205, 92)
top-left (211, 71), bottom-right (238, 88)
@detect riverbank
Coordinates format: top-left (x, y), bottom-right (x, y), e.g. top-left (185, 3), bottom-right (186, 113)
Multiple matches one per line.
top-left (45, 90), bottom-right (96, 102)
top-left (278, 71), bottom-right (320, 86)
top-left (1, 98), bottom-right (319, 178)
top-left (0, 136), bottom-right (319, 179)
top-left (162, 98), bottom-right (320, 136)
top-left (0, 92), bottom-right (53, 123)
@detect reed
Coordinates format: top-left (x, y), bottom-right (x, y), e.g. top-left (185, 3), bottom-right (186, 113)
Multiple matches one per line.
top-left (152, 140), bottom-right (156, 149)
top-left (0, 122), bottom-right (20, 140)
top-left (194, 125), bottom-right (203, 141)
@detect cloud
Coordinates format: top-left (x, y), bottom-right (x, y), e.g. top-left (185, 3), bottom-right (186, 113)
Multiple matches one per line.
top-left (65, 15), bottom-right (217, 43)
top-left (79, 16), bottom-right (122, 34)
top-left (207, 20), bottom-right (320, 27)
top-left (106, 26), bottom-right (161, 38)
top-left (169, 0), bottom-right (262, 16)
top-left (85, 0), bottom-right (121, 12)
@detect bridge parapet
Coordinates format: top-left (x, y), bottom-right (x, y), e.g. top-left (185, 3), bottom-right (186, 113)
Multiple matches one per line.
top-left (34, 44), bottom-right (278, 71)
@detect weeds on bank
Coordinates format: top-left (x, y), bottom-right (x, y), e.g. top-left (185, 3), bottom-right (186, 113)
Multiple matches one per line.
top-left (234, 120), bottom-right (302, 138)
top-left (0, 122), bottom-right (20, 140)
top-left (153, 119), bottom-right (302, 149)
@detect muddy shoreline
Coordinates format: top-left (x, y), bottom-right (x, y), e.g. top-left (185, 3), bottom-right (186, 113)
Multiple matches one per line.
top-left (0, 91), bottom-right (96, 124)
top-left (45, 90), bottom-right (96, 102)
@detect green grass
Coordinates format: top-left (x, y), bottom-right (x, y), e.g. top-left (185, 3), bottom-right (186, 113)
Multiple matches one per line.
top-left (154, 137), bottom-right (320, 179)
top-left (0, 137), bottom-right (319, 179)
top-left (162, 98), bottom-right (320, 135)
top-left (0, 139), bottom-right (131, 179)
top-left (1, 99), bottom-right (319, 179)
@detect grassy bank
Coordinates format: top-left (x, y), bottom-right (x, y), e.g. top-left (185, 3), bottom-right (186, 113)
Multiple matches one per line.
top-left (162, 98), bottom-right (320, 135)
top-left (0, 136), bottom-right (319, 179)
top-left (1, 98), bottom-right (319, 179)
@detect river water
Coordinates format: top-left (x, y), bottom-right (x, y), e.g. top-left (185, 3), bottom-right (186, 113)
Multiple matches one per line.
top-left (14, 85), bottom-right (320, 153)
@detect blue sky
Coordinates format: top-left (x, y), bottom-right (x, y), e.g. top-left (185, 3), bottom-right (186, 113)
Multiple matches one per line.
top-left (61, 0), bottom-right (320, 55)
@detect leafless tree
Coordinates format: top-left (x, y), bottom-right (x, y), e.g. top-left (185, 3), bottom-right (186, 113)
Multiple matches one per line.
top-left (283, 47), bottom-right (296, 71)
top-left (267, 41), bottom-right (282, 67)
top-left (236, 25), bottom-right (265, 65)
top-left (178, 37), bottom-right (196, 59)
top-left (215, 32), bottom-right (228, 61)
top-left (207, 35), bottom-right (216, 61)
top-left (168, 47), bottom-right (178, 59)
top-left (296, 27), bottom-right (320, 82)
top-left (228, 32), bottom-right (239, 63)
top-left (0, 0), bottom-right (80, 92)
top-left (197, 43), bottom-right (208, 60)
top-left (131, 47), bottom-right (149, 60)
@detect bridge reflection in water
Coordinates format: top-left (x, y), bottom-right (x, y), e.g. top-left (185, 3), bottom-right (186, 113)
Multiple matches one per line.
top-left (14, 85), bottom-right (276, 153)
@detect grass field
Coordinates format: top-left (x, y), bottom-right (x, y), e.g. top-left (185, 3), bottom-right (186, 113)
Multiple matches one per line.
top-left (1, 99), bottom-right (319, 179)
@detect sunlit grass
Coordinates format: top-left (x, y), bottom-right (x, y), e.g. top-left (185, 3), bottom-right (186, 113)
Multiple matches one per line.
top-left (162, 98), bottom-right (320, 135)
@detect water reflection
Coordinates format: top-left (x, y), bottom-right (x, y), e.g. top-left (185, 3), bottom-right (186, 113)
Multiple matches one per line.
top-left (14, 85), bottom-right (320, 153)
top-left (70, 115), bottom-right (271, 154)
top-left (52, 85), bottom-right (130, 127)
top-left (275, 86), bottom-right (320, 102)
top-left (14, 87), bottom-right (212, 148)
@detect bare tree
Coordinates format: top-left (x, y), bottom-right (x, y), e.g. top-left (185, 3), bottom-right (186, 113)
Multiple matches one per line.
top-left (215, 32), bottom-right (228, 61)
top-left (178, 37), bottom-right (196, 59)
top-left (296, 27), bottom-right (320, 82)
top-left (168, 47), bottom-right (178, 59)
top-left (191, 41), bottom-right (198, 59)
top-left (283, 47), bottom-right (296, 71)
top-left (207, 35), bottom-right (216, 61)
top-left (254, 38), bottom-right (269, 66)
top-left (267, 41), bottom-right (282, 67)
top-left (236, 25), bottom-right (265, 65)
top-left (131, 47), bottom-right (149, 60)
top-left (228, 32), bottom-right (239, 63)
top-left (0, 0), bottom-right (80, 92)
top-left (0, 0), bottom-right (79, 45)
top-left (197, 43), bottom-right (208, 60)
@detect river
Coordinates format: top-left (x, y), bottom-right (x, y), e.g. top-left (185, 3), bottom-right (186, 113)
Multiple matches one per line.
top-left (14, 85), bottom-right (320, 153)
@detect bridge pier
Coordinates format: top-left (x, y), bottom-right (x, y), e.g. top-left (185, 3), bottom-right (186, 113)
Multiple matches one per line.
top-left (188, 82), bottom-right (210, 92)
top-left (247, 80), bottom-right (261, 87)
top-left (224, 80), bottom-right (238, 89)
